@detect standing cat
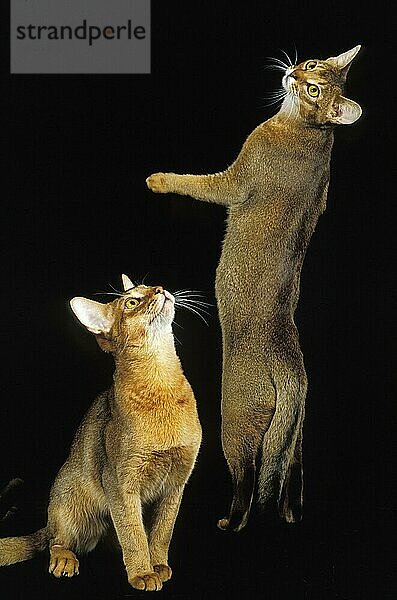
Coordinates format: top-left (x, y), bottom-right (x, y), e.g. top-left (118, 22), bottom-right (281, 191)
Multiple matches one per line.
top-left (147, 47), bottom-right (362, 532)
top-left (0, 275), bottom-right (202, 591)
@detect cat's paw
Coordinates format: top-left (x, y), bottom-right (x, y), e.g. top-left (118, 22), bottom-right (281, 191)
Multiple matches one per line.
top-left (217, 517), bottom-right (230, 530)
top-left (153, 563), bottom-right (172, 582)
top-left (217, 512), bottom-right (248, 532)
top-left (129, 571), bottom-right (163, 592)
top-left (49, 547), bottom-right (79, 578)
top-left (146, 173), bottom-right (172, 194)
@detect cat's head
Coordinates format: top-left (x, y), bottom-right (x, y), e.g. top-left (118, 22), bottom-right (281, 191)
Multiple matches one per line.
top-left (280, 45), bottom-right (362, 126)
top-left (70, 274), bottom-right (175, 353)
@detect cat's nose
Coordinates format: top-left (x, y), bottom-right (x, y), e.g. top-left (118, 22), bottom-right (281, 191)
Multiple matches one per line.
top-left (154, 286), bottom-right (164, 295)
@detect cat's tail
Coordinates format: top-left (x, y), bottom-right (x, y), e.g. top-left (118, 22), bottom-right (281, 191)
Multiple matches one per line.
top-left (0, 528), bottom-right (48, 566)
top-left (257, 369), bottom-right (307, 522)
top-left (0, 478), bottom-right (24, 523)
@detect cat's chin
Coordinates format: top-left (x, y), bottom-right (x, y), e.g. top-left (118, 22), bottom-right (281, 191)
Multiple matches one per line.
top-left (160, 292), bottom-right (175, 318)
top-left (161, 299), bottom-right (175, 323)
top-left (282, 68), bottom-right (294, 92)
top-left (150, 298), bottom-right (175, 331)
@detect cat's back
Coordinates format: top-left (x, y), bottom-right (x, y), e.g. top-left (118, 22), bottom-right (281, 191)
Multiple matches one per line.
top-left (50, 390), bottom-right (112, 500)
top-left (70, 389), bottom-right (111, 448)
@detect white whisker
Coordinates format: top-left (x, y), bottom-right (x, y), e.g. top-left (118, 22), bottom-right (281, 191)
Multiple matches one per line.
top-left (261, 98), bottom-right (285, 109)
top-left (280, 49), bottom-right (293, 67)
top-left (93, 291), bottom-right (124, 298)
top-left (173, 290), bottom-right (214, 307)
top-left (173, 289), bottom-right (208, 297)
top-left (177, 298), bottom-right (213, 306)
top-left (259, 85), bottom-right (287, 109)
top-left (266, 56), bottom-right (289, 69)
top-left (173, 332), bottom-right (182, 346)
top-left (174, 301), bottom-right (210, 325)
top-left (293, 43), bottom-right (298, 66)
top-left (262, 64), bottom-right (288, 73)
top-left (264, 89), bottom-right (287, 98)
top-left (176, 306), bottom-right (211, 320)
top-left (175, 299), bottom-right (212, 313)
top-left (109, 283), bottom-right (125, 295)
top-left (263, 93), bottom-right (287, 103)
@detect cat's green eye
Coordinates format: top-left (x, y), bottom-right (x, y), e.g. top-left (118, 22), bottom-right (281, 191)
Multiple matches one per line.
top-left (307, 84), bottom-right (319, 98)
top-left (124, 297), bottom-right (139, 309)
top-left (305, 61), bottom-right (317, 70)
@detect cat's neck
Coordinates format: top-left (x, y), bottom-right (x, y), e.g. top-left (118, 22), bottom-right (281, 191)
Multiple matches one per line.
top-left (269, 110), bottom-right (334, 157)
top-left (112, 333), bottom-right (185, 406)
top-left (274, 102), bottom-right (335, 135)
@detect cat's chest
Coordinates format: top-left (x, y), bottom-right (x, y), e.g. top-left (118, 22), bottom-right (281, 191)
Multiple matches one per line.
top-left (107, 400), bottom-right (201, 453)
top-left (133, 411), bottom-right (200, 449)
top-left (116, 444), bottom-right (199, 502)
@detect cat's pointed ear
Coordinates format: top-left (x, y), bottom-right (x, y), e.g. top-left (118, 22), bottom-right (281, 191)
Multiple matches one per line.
top-left (328, 96), bottom-right (362, 125)
top-left (121, 274), bottom-right (135, 292)
top-left (326, 45), bottom-right (361, 80)
top-left (70, 297), bottom-right (115, 334)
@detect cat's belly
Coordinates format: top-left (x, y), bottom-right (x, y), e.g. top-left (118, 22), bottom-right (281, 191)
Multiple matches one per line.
top-left (215, 234), bottom-right (296, 310)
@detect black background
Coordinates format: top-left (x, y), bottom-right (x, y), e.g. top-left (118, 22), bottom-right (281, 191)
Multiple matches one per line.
top-left (1, 1), bottom-right (395, 599)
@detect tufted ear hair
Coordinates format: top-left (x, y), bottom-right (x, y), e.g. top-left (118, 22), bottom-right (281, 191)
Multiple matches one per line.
top-left (326, 45), bottom-right (361, 80)
top-left (70, 297), bottom-right (115, 334)
top-left (328, 96), bottom-right (362, 125)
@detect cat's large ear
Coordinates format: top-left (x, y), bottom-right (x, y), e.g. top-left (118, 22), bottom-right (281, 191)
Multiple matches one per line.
top-left (328, 96), bottom-right (362, 125)
top-left (122, 274), bottom-right (135, 292)
top-left (326, 45), bottom-right (361, 80)
top-left (70, 297), bottom-right (115, 334)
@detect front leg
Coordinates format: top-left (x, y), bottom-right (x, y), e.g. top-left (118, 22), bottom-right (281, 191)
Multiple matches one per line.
top-left (104, 478), bottom-right (162, 592)
top-left (146, 169), bottom-right (243, 206)
top-left (148, 488), bottom-right (184, 583)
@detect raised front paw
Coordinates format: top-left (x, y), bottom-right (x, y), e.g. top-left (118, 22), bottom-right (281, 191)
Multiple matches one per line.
top-left (146, 172), bottom-right (172, 194)
top-left (129, 571), bottom-right (163, 592)
top-left (153, 563), bottom-right (172, 582)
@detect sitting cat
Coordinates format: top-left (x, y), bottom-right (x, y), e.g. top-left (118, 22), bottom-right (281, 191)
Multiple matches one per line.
top-left (0, 275), bottom-right (202, 591)
top-left (146, 46), bottom-right (362, 532)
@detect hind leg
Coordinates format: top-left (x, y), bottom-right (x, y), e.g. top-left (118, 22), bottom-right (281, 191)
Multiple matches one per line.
top-left (257, 354), bottom-right (307, 522)
top-left (278, 416), bottom-right (304, 523)
top-left (217, 446), bottom-right (258, 533)
top-left (218, 353), bottom-right (276, 532)
top-left (47, 502), bottom-right (82, 578)
top-left (47, 485), bottom-right (108, 578)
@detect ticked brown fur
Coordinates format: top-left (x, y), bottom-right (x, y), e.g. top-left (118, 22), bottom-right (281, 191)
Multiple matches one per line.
top-left (0, 277), bottom-right (201, 591)
top-left (147, 47), bottom-right (362, 531)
